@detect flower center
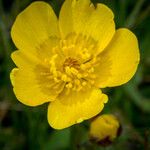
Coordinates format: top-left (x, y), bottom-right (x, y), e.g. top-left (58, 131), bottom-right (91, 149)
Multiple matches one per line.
top-left (63, 57), bottom-right (80, 70)
top-left (62, 57), bottom-right (97, 92)
top-left (44, 33), bottom-right (98, 93)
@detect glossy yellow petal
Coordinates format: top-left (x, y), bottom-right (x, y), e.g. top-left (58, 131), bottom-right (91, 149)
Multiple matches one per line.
top-left (95, 28), bottom-right (140, 88)
top-left (11, 50), bottom-right (43, 68)
top-left (11, 37), bottom-right (60, 68)
top-left (10, 68), bottom-right (48, 106)
top-left (59, 0), bottom-right (115, 54)
top-left (47, 88), bottom-right (108, 129)
top-left (10, 51), bottom-right (65, 106)
top-left (90, 114), bottom-right (120, 143)
top-left (11, 1), bottom-right (59, 50)
top-left (10, 68), bottom-right (65, 106)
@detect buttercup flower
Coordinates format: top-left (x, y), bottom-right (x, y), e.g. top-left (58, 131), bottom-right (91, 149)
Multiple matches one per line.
top-left (10, 0), bottom-right (140, 129)
top-left (89, 114), bottom-right (121, 146)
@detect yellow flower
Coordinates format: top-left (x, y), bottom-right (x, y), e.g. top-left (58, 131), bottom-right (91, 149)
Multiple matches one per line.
top-left (10, 0), bottom-right (140, 129)
top-left (90, 114), bottom-right (121, 145)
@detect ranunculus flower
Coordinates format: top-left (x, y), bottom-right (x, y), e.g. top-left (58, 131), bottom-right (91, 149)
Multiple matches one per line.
top-left (10, 0), bottom-right (140, 129)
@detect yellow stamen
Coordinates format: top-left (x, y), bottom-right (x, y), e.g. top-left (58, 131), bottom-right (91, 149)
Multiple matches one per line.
top-left (46, 33), bottom-right (99, 92)
top-left (66, 83), bottom-right (73, 89)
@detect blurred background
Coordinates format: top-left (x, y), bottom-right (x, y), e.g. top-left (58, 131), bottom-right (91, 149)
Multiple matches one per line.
top-left (0, 0), bottom-right (150, 149)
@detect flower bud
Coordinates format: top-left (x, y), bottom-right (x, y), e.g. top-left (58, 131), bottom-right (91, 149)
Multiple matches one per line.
top-left (89, 114), bottom-right (121, 146)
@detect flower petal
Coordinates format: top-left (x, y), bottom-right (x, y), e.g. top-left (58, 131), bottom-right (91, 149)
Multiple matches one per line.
top-left (11, 50), bottom-right (43, 68)
top-left (10, 51), bottom-right (65, 106)
top-left (47, 88), bottom-right (108, 129)
top-left (11, 1), bottom-right (59, 50)
top-left (59, 0), bottom-right (115, 54)
top-left (11, 37), bottom-right (60, 68)
top-left (95, 28), bottom-right (140, 88)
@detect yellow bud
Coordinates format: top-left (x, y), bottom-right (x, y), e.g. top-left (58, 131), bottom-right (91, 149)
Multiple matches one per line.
top-left (90, 114), bottom-right (121, 146)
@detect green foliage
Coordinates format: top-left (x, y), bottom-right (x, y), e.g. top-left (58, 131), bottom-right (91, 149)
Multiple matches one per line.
top-left (0, 0), bottom-right (150, 149)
